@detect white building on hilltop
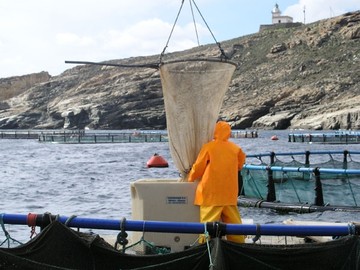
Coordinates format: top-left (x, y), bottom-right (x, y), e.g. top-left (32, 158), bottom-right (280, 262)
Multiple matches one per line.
top-left (272, 3), bottom-right (293, 24)
top-left (259, 4), bottom-right (300, 32)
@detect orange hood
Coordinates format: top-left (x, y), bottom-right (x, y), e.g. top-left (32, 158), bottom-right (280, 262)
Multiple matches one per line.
top-left (214, 121), bottom-right (231, 141)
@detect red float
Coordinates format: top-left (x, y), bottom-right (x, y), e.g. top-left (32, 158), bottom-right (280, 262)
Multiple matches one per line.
top-left (146, 153), bottom-right (169, 168)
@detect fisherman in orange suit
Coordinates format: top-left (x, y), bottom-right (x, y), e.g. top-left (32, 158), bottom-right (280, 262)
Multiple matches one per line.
top-left (188, 121), bottom-right (246, 243)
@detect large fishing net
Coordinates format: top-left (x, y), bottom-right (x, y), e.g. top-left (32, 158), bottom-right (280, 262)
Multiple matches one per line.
top-left (160, 59), bottom-right (236, 179)
top-left (241, 151), bottom-right (360, 209)
top-left (1, 221), bottom-right (359, 270)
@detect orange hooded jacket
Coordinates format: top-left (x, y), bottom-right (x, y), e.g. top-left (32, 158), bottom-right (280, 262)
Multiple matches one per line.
top-left (188, 121), bottom-right (246, 206)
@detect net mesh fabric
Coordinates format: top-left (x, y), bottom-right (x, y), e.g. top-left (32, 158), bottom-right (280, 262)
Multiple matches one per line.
top-left (1, 221), bottom-right (359, 270)
top-left (242, 154), bottom-right (360, 207)
top-left (160, 60), bottom-right (236, 179)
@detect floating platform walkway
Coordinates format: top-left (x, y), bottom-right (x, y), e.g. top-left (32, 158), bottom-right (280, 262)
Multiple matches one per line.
top-left (0, 130), bottom-right (58, 139)
top-left (38, 132), bottom-right (169, 144)
top-left (0, 129), bottom-right (258, 143)
top-left (0, 129), bottom-right (85, 140)
top-left (231, 130), bottom-right (258, 138)
top-left (289, 131), bottom-right (360, 144)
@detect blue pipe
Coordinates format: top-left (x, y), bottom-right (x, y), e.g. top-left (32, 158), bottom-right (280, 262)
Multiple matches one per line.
top-left (243, 164), bottom-right (360, 175)
top-left (1, 214), bottom-right (357, 236)
top-left (226, 223), bottom-right (352, 236)
top-left (289, 133), bottom-right (360, 136)
top-left (243, 164), bottom-right (313, 172)
top-left (246, 150), bottom-right (360, 158)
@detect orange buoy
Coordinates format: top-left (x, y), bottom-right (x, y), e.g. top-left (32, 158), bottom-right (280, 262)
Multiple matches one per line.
top-left (271, 135), bottom-right (279, 141)
top-left (147, 153), bottom-right (169, 168)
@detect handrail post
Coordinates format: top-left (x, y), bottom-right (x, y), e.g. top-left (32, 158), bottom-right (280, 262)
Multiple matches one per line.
top-left (266, 167), bottom-right (276, 202)
top-left (305, 151), bottom-right (310, 167)
top-left (314, 168), bottom-right (324, 206)
top-left (238, 171), bottom-right (245, 196)
top-left (270, 151), bottom-right (275, 165)
top-left (343, 150), bottom-right (348, 170)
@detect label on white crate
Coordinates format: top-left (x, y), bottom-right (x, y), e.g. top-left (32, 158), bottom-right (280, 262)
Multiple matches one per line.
top-left (166, 196), bottom-right (188, 204)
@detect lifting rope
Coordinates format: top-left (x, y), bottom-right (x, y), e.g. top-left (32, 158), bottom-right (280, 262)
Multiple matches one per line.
top-left (160, 0), bottom-right (227, 62)
top-left (159, 0), bottom-right (185, 62)
top-left (189, 0), bottom-right (200, 46)
top-left (189, 0), bottom-right (227, 59)
top-left (66, 0), bottom-right (228, 70)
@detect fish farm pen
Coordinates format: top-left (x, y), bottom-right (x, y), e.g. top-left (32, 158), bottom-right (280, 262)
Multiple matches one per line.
top-left (38, 132), bottom-right (169, 143)
top-left (231, 130), bottom-right (258, 138)
top-left (0, 130), bottom-right (167, 143)
top-left (288, 131), bottom-right (360, 144)
top-left (0, 129), bottom-right (81, 139)
top-left (0, 129), bottom-right (257, 143)
top-left (240, 150), bottom-right (360, 213)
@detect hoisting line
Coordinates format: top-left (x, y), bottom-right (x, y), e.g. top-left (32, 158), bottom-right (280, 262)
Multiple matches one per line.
top-left (160, 0), bottom-right (186, 62)
top-left (66, 0), bottom-right (229, 69)
top-left (160, 0), bottom-right (228, 62)
top-left (190, 0), bottom-right (227, 59)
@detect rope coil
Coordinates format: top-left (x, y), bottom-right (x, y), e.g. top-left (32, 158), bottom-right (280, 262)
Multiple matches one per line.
top-left (27, 213), bottom-right (38, 239)
top-left (116, 217), bottom-right (129, 252)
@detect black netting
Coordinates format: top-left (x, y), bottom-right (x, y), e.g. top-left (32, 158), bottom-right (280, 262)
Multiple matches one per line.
top-left (0, 221), bottom-right (208, 270)
top-left (242, 152), bottom-right (360, 208)
top-left (222, 236), bottom-right (360, 270)
top-left (1, 221), bottom-right (360, 269)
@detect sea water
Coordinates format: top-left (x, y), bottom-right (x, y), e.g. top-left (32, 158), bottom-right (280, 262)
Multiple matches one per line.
top-left (1, 130), bottom-right (360, 244)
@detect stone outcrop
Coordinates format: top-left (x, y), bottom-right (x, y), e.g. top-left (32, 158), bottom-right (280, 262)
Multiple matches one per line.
top-left (0, 11), bottom-right (359, 130)
top-left (0, 71), bottom-right (50, 100)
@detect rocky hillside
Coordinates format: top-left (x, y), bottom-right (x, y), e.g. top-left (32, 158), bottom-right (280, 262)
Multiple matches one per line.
top-left (0, 11), bottom-right (359, 130)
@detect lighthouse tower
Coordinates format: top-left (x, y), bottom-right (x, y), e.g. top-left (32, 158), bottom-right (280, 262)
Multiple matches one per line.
top-left (272, 3), bottom-right (293, 24)
top-left (259, 3), bottom-right (300, 32)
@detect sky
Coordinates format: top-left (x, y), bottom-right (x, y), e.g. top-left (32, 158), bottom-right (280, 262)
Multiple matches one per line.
top-left (0, 0), bottom-right (359, 78)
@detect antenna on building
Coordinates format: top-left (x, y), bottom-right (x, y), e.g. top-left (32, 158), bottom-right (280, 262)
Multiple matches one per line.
top-left (303, 6), bottom-right (306, 24)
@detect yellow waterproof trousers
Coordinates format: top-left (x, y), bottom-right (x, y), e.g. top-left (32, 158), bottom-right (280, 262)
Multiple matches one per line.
top-left (198, 205), bottom-right (245, 244)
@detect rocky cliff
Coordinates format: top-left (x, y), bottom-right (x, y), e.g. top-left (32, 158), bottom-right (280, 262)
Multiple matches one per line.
top-left (0, 11), bottom-right (359, 130)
